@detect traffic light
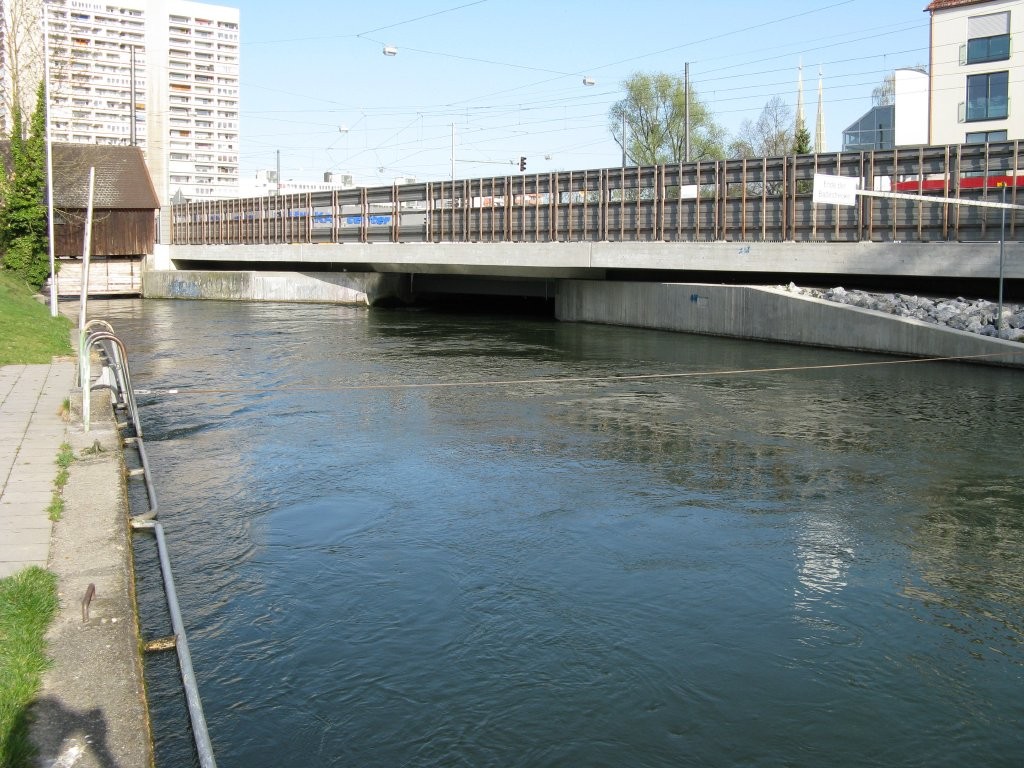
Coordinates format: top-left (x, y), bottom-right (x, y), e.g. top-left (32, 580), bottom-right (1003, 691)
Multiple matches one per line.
top-left (519, 156), bottom-right (526, 172)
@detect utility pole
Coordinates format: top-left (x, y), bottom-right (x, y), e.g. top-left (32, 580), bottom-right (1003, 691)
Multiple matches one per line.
top-left (276, 149), bottom-right (281, 195)
top-left (684, 62), bottom-right (690, 163)
top-left (129, 45), bottom-right (136, 146)
top-left (451, 123), bottom-right (456, 181)
top-left (43, 3), bottom-right (57, 316)
top-left (119, 42), bottom-right (139, 146)
top-left (621, 112), bottom-right (627, 167)
top-left (998, 183), bottom-right (1006, 330)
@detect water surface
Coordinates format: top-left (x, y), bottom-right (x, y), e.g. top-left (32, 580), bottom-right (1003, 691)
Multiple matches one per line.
top-left (92, 299), bottom-right (1024, 767)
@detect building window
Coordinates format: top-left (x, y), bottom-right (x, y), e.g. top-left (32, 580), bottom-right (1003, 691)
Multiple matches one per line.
top-left (966, 12), bottom-right (1010, 64)
top-left (966, 129), bottom-right (1008, 143)
top-left (966, 71), bottom-right (1008, 121)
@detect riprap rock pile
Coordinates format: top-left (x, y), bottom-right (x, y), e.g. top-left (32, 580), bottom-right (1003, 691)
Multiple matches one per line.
top-left (780, 284), bottom-right (1024, 342)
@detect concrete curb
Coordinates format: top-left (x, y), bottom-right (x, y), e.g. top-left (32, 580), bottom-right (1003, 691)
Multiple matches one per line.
top-left (31, 387), bottom-right (153, 768)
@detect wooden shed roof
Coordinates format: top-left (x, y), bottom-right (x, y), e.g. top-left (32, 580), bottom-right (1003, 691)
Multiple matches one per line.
top-left (51, 144), bottom-right (159, 210)
top-left (0, 141), bottom-right (160, 210)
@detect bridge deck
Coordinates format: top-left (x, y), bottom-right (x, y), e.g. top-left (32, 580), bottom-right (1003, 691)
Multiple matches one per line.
top-left (172, 142), bottom-right (1024, 248)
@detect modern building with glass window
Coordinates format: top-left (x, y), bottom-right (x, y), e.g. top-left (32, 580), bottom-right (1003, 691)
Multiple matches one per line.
top-left (927, 0), bottom-right (1020, 145)
top-left (1, 0), bottom-right (239, 202)
top-left (840, 0), bottom-right (1020, 151)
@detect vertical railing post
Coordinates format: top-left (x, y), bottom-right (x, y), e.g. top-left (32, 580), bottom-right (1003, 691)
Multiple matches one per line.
top-left (859, 152), bottom-right (867, 241)
top-left (740, 159), bottom-right (747, 241)
top-left (694, 161), bottom-right (701, 242)
top-left (761, 157), bottom-right (768, 242)
top-left (982, 143), bottom-right (991, 240)
top-left (892, 147), bottom-right (899, 242)
top-left (600, 170), bottom-right (607, 242)
top-left (954, 144), bottom-right (963, 239)
top-left (834, 152), bottom-right (842, 241)
top-left (1012, 139), bottom-right (1019, 238)
top-left (810, 154), bottom-right (818, 241)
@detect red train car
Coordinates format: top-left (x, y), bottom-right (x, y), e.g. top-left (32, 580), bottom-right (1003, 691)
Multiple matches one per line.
top-left (893, 174), bottom-right (1024, 193)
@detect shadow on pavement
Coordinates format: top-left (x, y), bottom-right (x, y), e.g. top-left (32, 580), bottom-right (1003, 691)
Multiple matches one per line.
top-left (28, 697), bottom-right (121, 768)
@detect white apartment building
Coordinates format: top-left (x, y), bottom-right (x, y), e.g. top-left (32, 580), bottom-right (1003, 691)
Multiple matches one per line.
top-left (240, 170), bottom-right (358, 198)
top-left (1, 0), bottom-right (238, 202)
top-left (928, 0), bottom-right (1023, 144)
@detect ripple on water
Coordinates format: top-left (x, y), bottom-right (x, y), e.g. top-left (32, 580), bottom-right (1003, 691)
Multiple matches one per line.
top-left (106, 300), bottom-right (1024, 768)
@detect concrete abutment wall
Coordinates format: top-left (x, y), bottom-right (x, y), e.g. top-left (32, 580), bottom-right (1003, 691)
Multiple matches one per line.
top-left (143, 269), bottom-right (407, 305)
top-left (555, 281), bottom-right (1024, 368)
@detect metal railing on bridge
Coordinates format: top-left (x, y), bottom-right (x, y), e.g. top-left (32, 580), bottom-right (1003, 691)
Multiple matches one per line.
top-left (172, 142), bottom-right (1024, 247)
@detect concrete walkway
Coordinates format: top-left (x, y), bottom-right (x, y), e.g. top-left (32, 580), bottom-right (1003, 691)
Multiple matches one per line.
top-left (0, 361), bottom-right (76, 578)
top-left (1, 359), bottom-right (153, 766)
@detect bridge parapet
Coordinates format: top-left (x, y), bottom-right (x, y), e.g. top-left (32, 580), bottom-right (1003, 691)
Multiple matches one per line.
top-left (172, 142), bottom-right (1024, 247)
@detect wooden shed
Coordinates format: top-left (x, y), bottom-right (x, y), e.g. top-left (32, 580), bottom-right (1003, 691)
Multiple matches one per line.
top-left (50, 144), bottom-right (159, 257)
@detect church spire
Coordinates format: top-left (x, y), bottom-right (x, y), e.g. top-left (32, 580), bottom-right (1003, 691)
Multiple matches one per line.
top-left (815, 67), bottom-right (826, 153)
top-left (796, 61), bottom-right (806, 131)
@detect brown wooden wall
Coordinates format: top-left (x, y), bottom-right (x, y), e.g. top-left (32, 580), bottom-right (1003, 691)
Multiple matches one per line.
top-left (54, 208), bottom-right (156, 257)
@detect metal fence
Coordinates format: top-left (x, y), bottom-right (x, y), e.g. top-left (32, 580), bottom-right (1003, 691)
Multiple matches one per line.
top-left (81, 324), bottom-right (217, 767)
top-left (171, 142), bottom-right (1024, 246)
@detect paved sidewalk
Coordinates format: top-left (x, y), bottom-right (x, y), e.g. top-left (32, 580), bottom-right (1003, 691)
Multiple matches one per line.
top-left (0, 360), bottom-right (76, 579)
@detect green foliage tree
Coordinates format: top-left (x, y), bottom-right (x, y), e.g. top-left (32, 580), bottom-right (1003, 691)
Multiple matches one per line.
top-left (792, 118), bottom-right (812, 155)
top-left (792, 117), bottom-right (813, 193)
top-left (0, 81), bottom-right (50, 290)
top-left (609, 72), bottom-right (726, 165)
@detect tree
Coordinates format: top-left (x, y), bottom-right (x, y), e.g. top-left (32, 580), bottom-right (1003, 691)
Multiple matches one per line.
top-left (729, 96), bottom-right (814, 195)
top-left (871, 66), bottom-right (927, 109)
top-left (609, 72), bottom-right (726, 165)
top-left (792, 120), bottom-right (812, 155)
top-left (1, 0), bottom-right (45, 137)
top-left (872, 73), bottom-right (895, 107)
top-left (729, 96), bottom-right (796, 159)
top-left (1, 81), bottom-right (50, 289)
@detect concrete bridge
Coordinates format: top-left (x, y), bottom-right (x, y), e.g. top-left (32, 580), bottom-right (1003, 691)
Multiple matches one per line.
top-left (156, 142), bottom-right (1024, 295)
top-left (143, 142), bottom-right (1024, 368)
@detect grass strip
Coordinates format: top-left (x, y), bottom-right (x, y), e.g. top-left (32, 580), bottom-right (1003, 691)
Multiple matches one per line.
top-left (53, 443), bottom-right (74, 494)
top-left (0, 567), bottom-right (59, 767)
top-left (48, 444), bottom-right (75, 523)
top-left (45, 495), bottom-right (64, 523)
top-left (0, 271), bottom-right (72, 366)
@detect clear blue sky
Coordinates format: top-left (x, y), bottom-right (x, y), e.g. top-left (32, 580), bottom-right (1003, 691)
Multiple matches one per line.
top-left (236, 0), bottom-right (930, 185)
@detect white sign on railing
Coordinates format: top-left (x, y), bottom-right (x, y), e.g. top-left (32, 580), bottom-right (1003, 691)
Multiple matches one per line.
top-left (813, 173), bottom-right (1024, 210)
top-left (812, 173), bottom-right (859, 206)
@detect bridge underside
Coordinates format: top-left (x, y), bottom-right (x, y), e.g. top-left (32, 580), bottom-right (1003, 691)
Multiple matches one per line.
top-left (163, 240), bottom-right (1024, 299)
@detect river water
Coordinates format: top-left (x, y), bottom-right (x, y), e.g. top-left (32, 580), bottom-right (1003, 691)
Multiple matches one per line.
top-left (92, 298), bottom-right (1023, 767)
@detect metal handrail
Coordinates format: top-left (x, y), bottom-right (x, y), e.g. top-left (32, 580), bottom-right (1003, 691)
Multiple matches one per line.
top-left (132, 517), bottom-right (217, 768)
top-left (82, 325), bottom-right (217, 768)
top-left (124, 435), bottom-right (159, 521)
top-left (78, 320), bottom-right (115, 419)
top-left (83, 318), bottom-right (115, 336)
top-left (84, 330), bottom-right (142, 437)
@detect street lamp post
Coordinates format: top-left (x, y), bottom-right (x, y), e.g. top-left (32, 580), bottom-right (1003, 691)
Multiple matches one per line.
top-left (129, 44), bottom-right (136, 146)
top-left (43, 3), bottom-right (58, 315)
top-left (998, 183), bottom-right (1007, 331)
top-left (120, 43), bottom-right (140, 146)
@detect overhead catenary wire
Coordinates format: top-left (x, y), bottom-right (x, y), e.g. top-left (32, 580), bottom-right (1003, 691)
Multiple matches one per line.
top-left (232, 4), bottom-right (930, 126)
top-left (226, 1), bottom-right (961, 181)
